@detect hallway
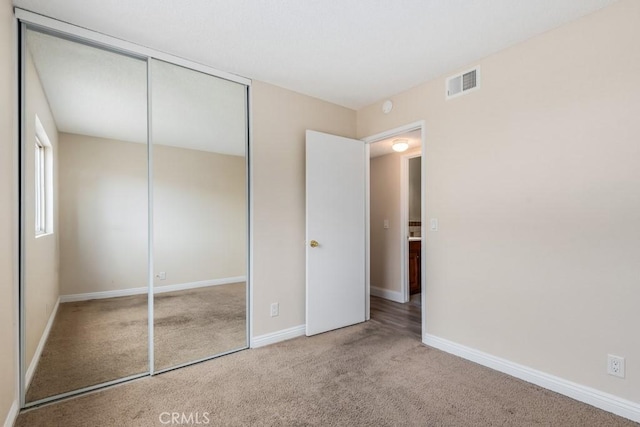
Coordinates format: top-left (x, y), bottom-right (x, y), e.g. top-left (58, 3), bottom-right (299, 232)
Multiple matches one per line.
top-left (369, 295), bottom-right (421, 338)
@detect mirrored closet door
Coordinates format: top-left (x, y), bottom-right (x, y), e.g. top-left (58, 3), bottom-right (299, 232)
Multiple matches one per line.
top-left (20, 19), bottom-right (250, 407)
top-left (150, 59), bottom-right (248, 372)
top-left (21, 27), bottom-right (149, 404)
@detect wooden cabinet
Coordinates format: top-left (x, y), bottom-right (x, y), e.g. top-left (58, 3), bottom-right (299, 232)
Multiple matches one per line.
top-left (409, 240), bottom-right (421, 295)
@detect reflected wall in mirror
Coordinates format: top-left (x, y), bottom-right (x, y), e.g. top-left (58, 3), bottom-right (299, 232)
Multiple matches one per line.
top-left (151, 59), bottom-right (248, 371)
top-left (22, 28), bottom-right (148, 403)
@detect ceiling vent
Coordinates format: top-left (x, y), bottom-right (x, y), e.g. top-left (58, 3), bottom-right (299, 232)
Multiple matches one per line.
top-left (446, 66), bottom-right (480, 99)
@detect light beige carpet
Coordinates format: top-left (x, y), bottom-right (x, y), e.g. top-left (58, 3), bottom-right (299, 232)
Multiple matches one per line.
top-left (18, 320), bottom-right (636, 426)
top-left (26, 283), bottom-right (246, 402)
top-left (154, 282), bottom-right (246, 371)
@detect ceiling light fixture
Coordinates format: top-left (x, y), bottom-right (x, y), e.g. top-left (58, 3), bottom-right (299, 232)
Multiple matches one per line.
top-left (392, 138), bottom-right (409, 152)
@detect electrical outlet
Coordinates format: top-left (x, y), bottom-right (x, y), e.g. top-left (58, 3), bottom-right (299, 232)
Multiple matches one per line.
top-left (156, 272), bottom-right (166, 280)
top-left (607, 354), bottom-right (625, 378)
top-left (270, 302), bottom-right (279, 317)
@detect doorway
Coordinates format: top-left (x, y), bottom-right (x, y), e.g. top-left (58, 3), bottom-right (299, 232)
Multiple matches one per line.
top-left (364, 122), bottom-right (425, 339)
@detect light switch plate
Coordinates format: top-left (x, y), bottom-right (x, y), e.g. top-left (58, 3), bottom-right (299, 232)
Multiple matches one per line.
top-left (430, 218), bottom-right (438, 231)
top-left (270, 302), bottom-right (279, 317)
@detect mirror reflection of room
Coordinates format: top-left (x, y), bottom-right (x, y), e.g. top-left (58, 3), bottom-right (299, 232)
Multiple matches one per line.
top-left (151, 59), bottom-right (248, 371)
top-left (23, 29), bottom-right (149, 403)
top-left (22, 28), bottom-right (250, 404)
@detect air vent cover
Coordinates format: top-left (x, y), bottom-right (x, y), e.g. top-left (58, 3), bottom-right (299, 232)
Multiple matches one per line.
top-left (446, 66), bottom-right (480, 99)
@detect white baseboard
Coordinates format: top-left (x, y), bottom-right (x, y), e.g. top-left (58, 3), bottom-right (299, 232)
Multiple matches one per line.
top-left (3, 399), bottom-right (18, 427)
top-left (25, 297), bottom-right (60, 388)
top-left (370, 286), bottom-right (404, 303)
top-left (423, 333), bottom-right (640, 423)
top-left (60, 276), bottom-right (246, 303)
top-left (250, 324), bottom-right (306, 349)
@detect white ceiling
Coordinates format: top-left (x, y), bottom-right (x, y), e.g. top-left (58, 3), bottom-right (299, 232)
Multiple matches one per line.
top-left (15, 0), bottom-right (617, 110)
top-left (27, 30), bottom-right (247, 155)
top-left (151, 59), bottom-right (246, 155)
top-left (27, 31), bottom-right (148, 144)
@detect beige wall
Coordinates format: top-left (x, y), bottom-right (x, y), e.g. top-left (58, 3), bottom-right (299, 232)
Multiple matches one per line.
top-left (251, 81), bottom-right (356, 336)
top-left (154, 143), bottom-right (246, 286)
top-left (358, 0), bottom-right (640, 403)
top-left (58, 133), bottom-right (246, 295)
top-left (0, 0), bottom-right (16, 422)
top-left (24, 50), bottom-right (60, 370)
top-left (58, 134), bottom-right (146, 294)
top-left (370, 153), bottom-right (401, 294)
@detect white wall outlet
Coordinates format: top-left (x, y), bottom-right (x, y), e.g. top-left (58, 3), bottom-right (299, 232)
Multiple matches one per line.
top-left (156, 272), bottom-right (166, 280)
top-left (607, 354), bottom-right (625, 378)
top-left (383, 219), bottom-right (389, 229)
top-left (430, 218), bottom-right (439, 231)
top-left (270, 302), bottom-right (279, 317)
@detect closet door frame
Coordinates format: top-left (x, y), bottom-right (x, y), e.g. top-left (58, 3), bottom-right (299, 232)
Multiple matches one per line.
top-left (16, 8), bottom-right (252, 408)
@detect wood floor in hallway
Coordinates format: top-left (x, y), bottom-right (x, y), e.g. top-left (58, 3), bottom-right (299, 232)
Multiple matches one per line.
top-left (369, 294), bottom-right (421, 338)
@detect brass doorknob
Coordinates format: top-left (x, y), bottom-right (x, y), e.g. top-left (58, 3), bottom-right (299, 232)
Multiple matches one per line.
top-left (310, 240), bottom-right (319, 248)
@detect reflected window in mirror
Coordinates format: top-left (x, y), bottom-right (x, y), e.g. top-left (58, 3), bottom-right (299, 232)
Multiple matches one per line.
top-left (34, 114), bottom-right (53, 236)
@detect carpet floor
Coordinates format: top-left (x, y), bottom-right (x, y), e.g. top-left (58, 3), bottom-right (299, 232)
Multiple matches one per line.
top-left (18, 320), bottom-right (636, 426)
top-left (26, 283), bottom-right (246, 402)
top-left (154, 283), bottom-right (247, 371)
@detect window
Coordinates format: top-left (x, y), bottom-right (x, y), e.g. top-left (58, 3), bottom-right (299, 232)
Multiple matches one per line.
top-left (34, 115), bottom-right (53, 236)
top-left (34, 136), bottom-right (45, 234)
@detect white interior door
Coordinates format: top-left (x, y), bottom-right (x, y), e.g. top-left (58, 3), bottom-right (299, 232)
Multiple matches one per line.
top-left (306, 130), bottom-right (366, 336)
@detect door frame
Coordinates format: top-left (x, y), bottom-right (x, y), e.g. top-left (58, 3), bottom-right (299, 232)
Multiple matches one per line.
top-left (362, 120), bottom-right (426, 338)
